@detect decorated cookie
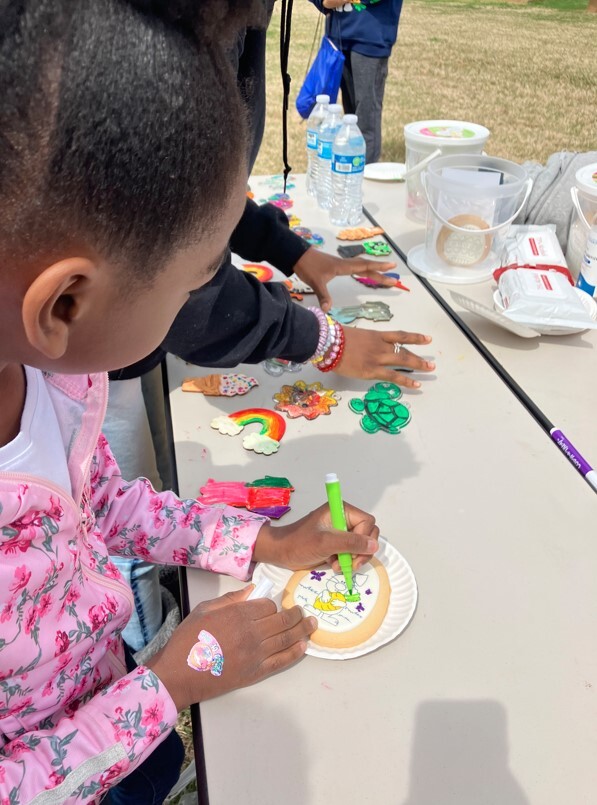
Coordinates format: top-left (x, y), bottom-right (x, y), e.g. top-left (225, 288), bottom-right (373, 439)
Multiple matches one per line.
top-left (337, 226), bottom-right (384, 241)
top-left (274, 380), bottom-right (339, 420)
top-left (349, 382), bottom-right (411, 435)
top-left (282, 557), bottom-right (390, 649)
top-left (210, 408), bottom-right (286, 455)
top-left (182, 373), bottom-right (258, 397)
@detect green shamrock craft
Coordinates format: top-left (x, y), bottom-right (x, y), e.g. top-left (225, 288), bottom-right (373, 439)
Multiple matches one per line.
top-left (349, 382), bottom-right (411, 435)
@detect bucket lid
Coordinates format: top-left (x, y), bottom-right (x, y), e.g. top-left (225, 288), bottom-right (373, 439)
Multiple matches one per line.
top-left (404, 120), bottom-right (490, 147)
top-left (575, 163), bottom-right (597, 198)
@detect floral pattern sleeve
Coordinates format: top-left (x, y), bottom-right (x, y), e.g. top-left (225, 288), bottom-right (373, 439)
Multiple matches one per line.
top-left (0, 666), bottom-right (177, 803)
top-left (90, 434), bottom-right (266, 580)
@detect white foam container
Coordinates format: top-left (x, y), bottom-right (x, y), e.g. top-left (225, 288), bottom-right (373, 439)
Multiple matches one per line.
top-left (404, 120), bottom-right (490, 222)
top-left (567, 162), bottom-right (597, 279)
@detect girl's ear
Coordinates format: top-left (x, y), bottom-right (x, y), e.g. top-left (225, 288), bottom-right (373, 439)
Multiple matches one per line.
top-left (21, 258), bottom-right (98, 360)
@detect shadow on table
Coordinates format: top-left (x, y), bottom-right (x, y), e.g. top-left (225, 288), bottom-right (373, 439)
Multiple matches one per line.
top-left (401, 700), bottom-right (530, 805)
top-left (457, 311), bottom-right (596, 353)
top-left (202, 697), bottom-right (310, 805)
top-left (174, 429), bottom-right (423, 515)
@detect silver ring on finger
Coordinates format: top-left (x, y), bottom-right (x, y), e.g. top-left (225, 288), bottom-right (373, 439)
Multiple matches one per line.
top-left (393, 342), bottom-right (403, 355)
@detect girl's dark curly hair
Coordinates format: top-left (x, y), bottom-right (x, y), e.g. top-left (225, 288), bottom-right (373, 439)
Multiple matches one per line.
top-left (0, 0), bottom-right (263, 282)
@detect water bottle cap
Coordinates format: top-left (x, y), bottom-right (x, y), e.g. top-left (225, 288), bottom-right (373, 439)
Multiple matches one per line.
top-left (316, 95), bottom-right (330, 104)
top-left (328, 104), bottom-right (343, 114)
top-left (343, 114), bottom-right (358, 125)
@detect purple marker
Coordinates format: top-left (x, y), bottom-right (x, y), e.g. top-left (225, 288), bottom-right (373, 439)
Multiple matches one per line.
top-left (550, 428), bottom-right (597, 492)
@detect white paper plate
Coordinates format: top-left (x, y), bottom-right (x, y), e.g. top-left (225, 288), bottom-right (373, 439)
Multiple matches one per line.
top-left (364, 162), bottom-right (406, 182)
top-left (408, 243), bottom-right (498, 284)
top-left (450, 291), bottom-right (540, 338)
top-left (251, 538), bottom-right (417, 660)
top-left (493, 288), bottom-right (597, 335)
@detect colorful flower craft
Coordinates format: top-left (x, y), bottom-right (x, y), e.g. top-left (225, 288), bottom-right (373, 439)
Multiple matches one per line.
top-left (274, 380), bottom-right (339, 421)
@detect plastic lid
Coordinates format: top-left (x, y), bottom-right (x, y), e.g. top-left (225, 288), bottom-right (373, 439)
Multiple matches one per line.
top-left (575, 163), bottom-right (597, 198)
top-left (342, 114), bottom-right (358, 124)
top-left (316, 94), bottom-right (330, 103)
top-left (328, 103), bottom-right (343, 114)
top-left (404, 119), bottom-right (490, 146)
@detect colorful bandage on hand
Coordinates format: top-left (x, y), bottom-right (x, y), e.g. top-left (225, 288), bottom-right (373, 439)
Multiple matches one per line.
top-left (187, 630), bottom-right (224, 677)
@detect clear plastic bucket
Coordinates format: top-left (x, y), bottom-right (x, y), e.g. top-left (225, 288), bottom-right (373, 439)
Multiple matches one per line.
top-left (566, 163), bottom-right (597, 280)
top-left (408, 155), bottom-right (532, 284)
top-left (404, 120), bottom-right (490, 222)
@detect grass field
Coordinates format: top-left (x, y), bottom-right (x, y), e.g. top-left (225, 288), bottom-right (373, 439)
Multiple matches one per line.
top-left (253, 0), bottom-right (596, 175)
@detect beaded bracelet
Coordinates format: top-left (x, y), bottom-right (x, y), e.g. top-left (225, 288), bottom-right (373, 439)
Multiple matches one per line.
top-left (318, 322), bottom-right (345, 372)
top-left (307, 307), bottom-right (336, 364)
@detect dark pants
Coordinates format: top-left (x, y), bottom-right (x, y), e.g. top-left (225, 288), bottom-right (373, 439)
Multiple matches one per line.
top-left (103, 645), bottom-right (186, 805)
top-left (341, 50), bottom-right (389, 164)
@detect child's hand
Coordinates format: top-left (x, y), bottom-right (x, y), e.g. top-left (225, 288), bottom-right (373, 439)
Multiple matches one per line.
top-left (147, 587), bottom-right (316, 712)
top-left (253, 502), bottom-right (380, 572)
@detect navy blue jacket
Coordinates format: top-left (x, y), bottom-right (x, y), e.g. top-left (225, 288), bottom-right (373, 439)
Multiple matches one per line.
top-left (310, 0), bottom-right (403, 59)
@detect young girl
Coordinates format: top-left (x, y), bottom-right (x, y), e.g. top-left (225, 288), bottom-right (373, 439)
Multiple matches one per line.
top-left (0, 1), bottom-right (380, 802)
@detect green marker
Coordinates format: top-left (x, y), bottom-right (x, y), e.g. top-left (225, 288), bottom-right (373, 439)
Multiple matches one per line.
top-left (325, 473), bottom-right (361, 602)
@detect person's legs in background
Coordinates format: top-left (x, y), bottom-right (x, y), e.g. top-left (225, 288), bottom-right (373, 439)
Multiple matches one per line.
top-left (348, 51), bottom-right (389, 164)
top-left (103, 375), bottom-right (165, 652)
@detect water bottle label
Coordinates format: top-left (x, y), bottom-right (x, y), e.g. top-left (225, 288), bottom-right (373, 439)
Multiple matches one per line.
top-left (576, 271), bottom-right (596, 297)
top-left (307, 131), bottom-right (317, 149)
top-left (318, 140), bottom-right (333, 159)
top-left (332, 153), bottom-right (365, 174)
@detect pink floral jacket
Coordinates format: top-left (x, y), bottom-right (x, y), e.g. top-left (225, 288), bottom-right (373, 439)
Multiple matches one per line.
top-left (0, 371), bottom-right (265, 803)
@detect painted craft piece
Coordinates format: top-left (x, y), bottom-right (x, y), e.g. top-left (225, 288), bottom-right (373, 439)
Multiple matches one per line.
top-left (262, 358), bottom-right (304, 377)
top-left (353, 272), bottom-right (410, 292)
top-left (349, 382), bottom-right (411, 435)
top-left (182, 373), bottom-right (258, 397)
top-left (282, 557), bottom-right (390, 649)
top-left (287, 274), bottom-right (314, 295)
top-left (291, 226), bottom-right (324, 247)
top-left (187, 630), bottom-right (224, 676)
top-left (199, 476), bottom-right (294, 519)
top-left (273, 380), bottom-right (339, 420)
top-left (210, 408), bottom-right (286, 455)
top-left (260, 192), bottom-right (293, 210)
top-left (363, 240), bottom-right (392, 257)
top-left (330, 301), bottom-right (393, 324)
top-left (241, 263), bottom-right (274, 282)
top-left (263, 174), bottom-right (296, 191)
top-left (337, 226), bottom-right (385, 241)
top-left (338, 244), bottom-right (365, 259)
top-left (287, 214), bottom-right (301, 228)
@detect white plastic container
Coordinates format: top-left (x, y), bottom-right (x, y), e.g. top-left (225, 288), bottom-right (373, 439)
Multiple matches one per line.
top-left (407, 155), bottom-right (532, 284)
top-left (566, 163), bottom-right (597, 280)
top-left (404, 120), bottom-right (490, 222)
top-left (576, 223), bottom-right (597, 298)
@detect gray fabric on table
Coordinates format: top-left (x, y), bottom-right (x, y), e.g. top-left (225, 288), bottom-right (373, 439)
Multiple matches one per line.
top-left (515, 151), bottom-right (597, 249)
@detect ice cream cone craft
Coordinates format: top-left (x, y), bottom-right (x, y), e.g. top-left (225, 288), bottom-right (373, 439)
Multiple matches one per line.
top-left (337, 226), bottom-right (385, 241)
top-left (182, 373), bottom-right (259, 397)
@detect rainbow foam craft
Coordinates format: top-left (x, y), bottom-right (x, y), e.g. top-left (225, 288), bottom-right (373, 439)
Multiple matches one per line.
top-left (210, 408), bottom-right (286, 455)
top-left (241, 263), bottom-right (274, 282)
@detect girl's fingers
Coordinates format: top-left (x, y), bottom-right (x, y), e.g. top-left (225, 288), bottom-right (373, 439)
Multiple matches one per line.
top-left (256, 605), bottom-right (306, 641)
top-left (260, 640), bottom-right (310, 677)
top-left (260, 615), bottom-right (317, 657)
top-left (381, 330), bottom-right (432, 346)
top-left (380, 347), bottom-right (435, 372)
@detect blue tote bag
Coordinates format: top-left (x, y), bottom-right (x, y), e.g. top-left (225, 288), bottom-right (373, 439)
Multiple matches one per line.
top-left (295, 34), bottom-right (345, 119)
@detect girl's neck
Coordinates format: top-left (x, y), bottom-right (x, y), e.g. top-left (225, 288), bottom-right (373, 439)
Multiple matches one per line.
top-left (0, 363), bottom-right (26, 448)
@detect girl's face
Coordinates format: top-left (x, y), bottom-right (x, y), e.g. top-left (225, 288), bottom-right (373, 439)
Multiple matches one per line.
top-left (15, 169), bottom-right (247, 375)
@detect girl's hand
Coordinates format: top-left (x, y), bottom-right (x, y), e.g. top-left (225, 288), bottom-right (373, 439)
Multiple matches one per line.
top-left (147, 587), bottom-right (316, 712)
top-left (294, 247), bottom-right (397, 311)
top-left (336, 327), bottom-right (435, 389)
top-left (254, 502), bottom-right (380, 572)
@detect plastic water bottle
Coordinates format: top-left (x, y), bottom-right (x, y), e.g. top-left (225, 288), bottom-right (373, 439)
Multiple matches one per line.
top-left (576, 223), bottom-right (597, 298)
top-left (330, 114), bottom-right (366, 227)
top-left (316, 103), bottom-right (343, 210)
top-left (306, 94), bottom-right (329, 197)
